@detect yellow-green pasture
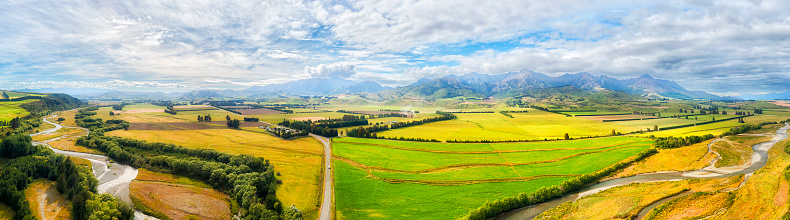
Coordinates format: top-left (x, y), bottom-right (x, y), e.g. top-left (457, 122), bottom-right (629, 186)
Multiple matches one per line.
top-left (377, 109), bottom-right (640, 141)
top-left (0, 99), bottom-right (38, 121)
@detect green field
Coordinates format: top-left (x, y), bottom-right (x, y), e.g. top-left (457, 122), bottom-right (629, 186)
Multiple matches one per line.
top-left (376, 109), bottom-right (640, 141)
top-left (332, 136), bottom-right (653, 219)
top-left (0, 99), bottom-right (38, 121)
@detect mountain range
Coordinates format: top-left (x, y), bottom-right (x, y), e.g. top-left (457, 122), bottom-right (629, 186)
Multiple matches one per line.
top-left (41, 69), bottom-right (733, 101)
top-left (382, 69), bottom-right (726, 100)
top-left (245, 77), bottom-right (390, 96)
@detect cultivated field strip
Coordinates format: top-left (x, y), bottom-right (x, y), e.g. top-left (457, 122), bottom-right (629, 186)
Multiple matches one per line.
top-left (332, 140), bottom-right (644, 154)
top-left (334, 145), bottom-right (648, 174)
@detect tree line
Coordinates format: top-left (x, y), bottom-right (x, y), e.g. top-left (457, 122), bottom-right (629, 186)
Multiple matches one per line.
top-left (346, 113), bottom-right (457, 139)
top-left (653, 134), bottom-right (716, 149)
top-left (164, 105), bottom-right (177, 115)
top-left (73, 107), bottom-right (301, 219)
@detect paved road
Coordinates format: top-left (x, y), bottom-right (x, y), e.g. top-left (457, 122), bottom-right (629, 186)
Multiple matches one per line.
top-left (312, 134), bottom-right (333, 220)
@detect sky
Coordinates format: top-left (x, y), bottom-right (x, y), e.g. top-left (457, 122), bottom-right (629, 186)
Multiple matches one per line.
top-left (1, 0), bottom-right (790, 96)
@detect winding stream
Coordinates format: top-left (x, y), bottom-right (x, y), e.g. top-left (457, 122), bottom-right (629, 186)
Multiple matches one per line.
top-left (30, 115), bottom-right (158, 220)
top-left (495, 123), bottom-right (790, 220)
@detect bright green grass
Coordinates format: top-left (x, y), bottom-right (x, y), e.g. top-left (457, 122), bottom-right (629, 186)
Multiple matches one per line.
top-left (374, 166), bottom-right (521, 181)
top-left (377, 109), bottom-right (640, 141)
top-left (0, 99), bottom-right (37, 121)
top-left (511, 145), bottom-right (649, 175)
top-left (372, 144), bottom-right (651, 181)
top-left (639, 120), bottom-right (743, 137)
top-left (334, 161), bottom-right (573, 220)
top-left (333, 137), bottom-right (653, 172)
top-left (333, 142), bottom-right (505, 171)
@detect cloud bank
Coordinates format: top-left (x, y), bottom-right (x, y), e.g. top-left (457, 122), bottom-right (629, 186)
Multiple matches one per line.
top-left (1, 0), bottom-right (789, 95)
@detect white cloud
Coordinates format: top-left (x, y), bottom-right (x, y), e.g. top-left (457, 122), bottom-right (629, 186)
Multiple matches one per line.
top-left (304, 63), bottom-right (357, 79)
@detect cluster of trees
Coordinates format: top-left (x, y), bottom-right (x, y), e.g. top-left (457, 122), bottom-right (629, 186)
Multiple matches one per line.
top-left (73, 107), bottom-right (300, 220)
top-left (734, 111), bottom-right (754, 116)
top-left (111, 104), bottom-right (126, 111)
top-left (0, 134), bottom-right (132, 220)
top-left (267, 127), bottom-right (309, 139)
top-left (345, 113), bottom-right (457, 139)
top-left (164, 105), bottom-right (177, 115)
top-left (529, 105), bottom-right (551, 111)
top-left (376, 136), bottom-right (440, 142)
top-left (150, 101), bottom-right (174, 106)
top-left (462, 148), bottom-right (658, 220)
top-left (654, 134), bottom-right (716, 149)
top-left (244, 117), bottom-right (260, 122)
top-left (336, 110), bottom-right (411, 118)
top-left (390, 113), bottom-right (456, 129)
top-left (227, 119), bottom-right (241, 129)
top-left (197, 114), bottom-right (213, 122)
top-left (346, 124), bottom-right (389, 138)
top-left (720, 122), bottom-right (783, 136)
top-left (1, 91), bottom-right (8, 99)
top-left (277, 118), bottom-right (358, 137)
top-left (0, 117), bottom-right (22, 128)
top-left (75, 107), bottom-right (129, 132)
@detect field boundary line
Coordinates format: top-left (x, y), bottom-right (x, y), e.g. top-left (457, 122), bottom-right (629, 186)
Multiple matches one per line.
top-left (333, 144), bottom-right (650, 174)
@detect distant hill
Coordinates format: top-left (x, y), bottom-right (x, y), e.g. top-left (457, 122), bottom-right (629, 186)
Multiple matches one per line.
top-left (387, 69), bottom-right (727, 100)
top-left (20, 88), bottom-right (117, 96)
top-left (738, 91), bottom-right (790, 100)
top-left (376, 77), bottom-right (486, 101)
top-left (245, 77), bottom-right (389, 96)
top-left (78, 91), bottom-right (185, 100)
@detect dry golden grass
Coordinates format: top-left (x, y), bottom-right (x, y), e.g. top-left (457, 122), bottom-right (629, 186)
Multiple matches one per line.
top-left (712, 140), bottom-right (752, 168)
top-left (135, 168), bottom-right (211, 188)
top-left (130, 180), bottom-right (231, 220)
top-left (23, 180), bottom-right (71, 220)
top-left (50, 137), bottom-right (101, 154)
top-left (538, 176), bottom-right (743, 220)
top-left (612, 141), bottom-right (716, 178)
top-left (31, 127), bottom-right (84, 142)
top-left (712, 139), bottom-right (790, 219)
top-left (53, 109), bottom-right (79, 127)
top-left (643, 139), bottom-right (790, 219)
top-left (107, 128), bottom-right (323, 216)
top-left (646, 192), bottom-right (733, 220)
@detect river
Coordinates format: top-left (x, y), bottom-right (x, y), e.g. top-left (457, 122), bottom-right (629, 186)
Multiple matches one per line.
top-left (29, 115), bottom-right (158, 220)
top-left (495, 123), bottom-right (790, 220)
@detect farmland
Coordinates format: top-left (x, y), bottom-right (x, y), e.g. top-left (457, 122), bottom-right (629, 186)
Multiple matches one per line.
top-left (0, 99), bottom-right (37, 121)
top-left (332, 136), bottom-right (653, 219)
top-left (130, 169), bottom-right (231, 220)
top-left (103, 107), bottom-right (325, 218)
top-left (377, 110), bottom-right (640, 141)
